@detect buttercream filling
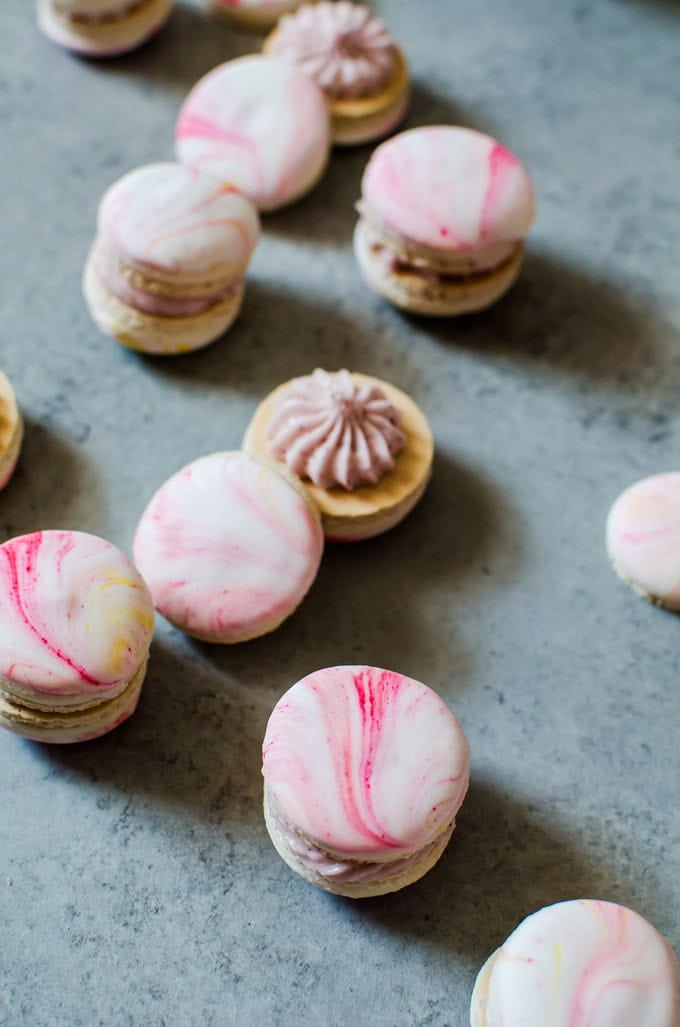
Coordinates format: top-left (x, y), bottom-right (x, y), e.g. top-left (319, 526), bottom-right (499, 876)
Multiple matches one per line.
top-left (269, 799), bottom-right (451, 884)
top-left (54, 0), bottom-right (153, 25)
top-left (367, 231), bottom-right (519, 286)
top-left (0, 659), bottom-right (147, 714)
top-left (92, 241), bottom-right (240, 318)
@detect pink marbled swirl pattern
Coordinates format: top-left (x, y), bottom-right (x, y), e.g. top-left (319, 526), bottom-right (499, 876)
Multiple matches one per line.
top-left (97, 163), bottom-right (259, 275)
top-left (175, 56), bottom-right (330, 212)
top-left (133, 452), bottom-right (324, 642)
top-left (472, 899), bottom-right (680, 1027)
top-left (262, 665), bottom-right (470, 858)
top-left (606, 472), bottom-right (680, 607)
top-left (0, 531), bottom-right (154, 698)
top-left (360, 125), bottom-right (535, 253)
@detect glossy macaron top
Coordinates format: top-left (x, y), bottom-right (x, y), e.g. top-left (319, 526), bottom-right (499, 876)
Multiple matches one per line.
top-left (133, 451), bottom-right (324, 643)
top-left (360, 126), bottom-right (535, 254)
top-left (262, 665), bottom-right (470, 858)
top-left (471, 899), bottom-right (680, 1027)
top-left (175, 56), bottom-right (330, 211)
top-left (0, 531), bottom-right (154, 697)
top-left (97, 163), bottom-right (260, 275)
top-left (605, 471), bottom-right (680, 608)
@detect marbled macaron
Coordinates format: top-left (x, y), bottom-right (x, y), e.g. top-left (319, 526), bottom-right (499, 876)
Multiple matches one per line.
top-left (0, 530), bottom-right (154, 743)
top-left (354, 125), bottom-right (536, 315)
top-left (262, 665), bottom-right (470, 898)
top-left (37, 0), bottom-right (172, 57)
top-left (0, 371), bottom-right (23, 492)
top-left (133, 451), bottom-right (324, 643)
top-left (470, 899), bottom-right (680, 1027)
top-left (175, 56), bottom-right (330, 211)
top-left (83, 162), bottom-right (259, 355)
top-left (606, 472), bottom-right (680, 610)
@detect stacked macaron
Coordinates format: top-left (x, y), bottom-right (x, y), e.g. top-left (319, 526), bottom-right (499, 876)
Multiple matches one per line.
top-left (37, 0), bottom-right (172, 56)
top-left (204, 0), bottom-right (316, 31)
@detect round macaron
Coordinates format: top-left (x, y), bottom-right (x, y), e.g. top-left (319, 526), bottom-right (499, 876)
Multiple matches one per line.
top-left (354, 125), bottom-right (536, 316)
top-left (262, 665), bottom-right (470, 898)
top-left (0, 530), bottom-right (154, 744)
top-left (242, 368), bottom-right (434, 541)
top-left (0, 370), bottom-right (23, 492)
top-left (175, 55), bottom-right (331, 212)
top-left (263, 1), bottom-right (409, 146)
top-left (83, 162), bottom-right (260, 355)
top-left (133, 451), bottom-right (324, 643)
top-left (205, 0), bottom-right (316, 31)
top-left (606, 472), bottom-right (680, 610)
top-left (36, 0), bottom-right (172, 57)
top-left (470, 899), bottom-right (680, 1027)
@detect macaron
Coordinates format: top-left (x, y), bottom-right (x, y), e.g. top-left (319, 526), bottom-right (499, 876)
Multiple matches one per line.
top-left (205, 0), bottom-right (316, 31)
top-left (133, 451), bottom-right (324, 643)
top-left (242, 368), bottom-right (434, 541)
top-left (263, 1), bottom-right (409, 146)
top-left (83, 162), bottom-right (260, 355)
top-left (0, 371), bottom-right (23, 491)
top-left (354, 125), bottom-right (536, 316)
top-left (0, 530), bottom-right (154, 744)
top-left (470, 899), bottom-right (680, 1027)
top-left (175, 55), bottom-right (331, 212)
top-left (606, 472), bottom-right (680, 610)
top-left (262, 665), bottom-right (470, 898)
top-left (36, 0), bottom-right (172, 57)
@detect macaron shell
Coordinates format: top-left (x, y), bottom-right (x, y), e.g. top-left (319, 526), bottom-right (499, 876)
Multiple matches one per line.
top-left (175, 56), bottom-right (330, 211)
top-left (0, 371), bottom-right (23, 491)
top-left (470, 899), bottom-right (680, 1027)
top-left (0, 531), bottom-right (155, 698)
top-left (37, 0), bottom-right (172, 56)
top-left (133, 451), bottom-right (324, 643)
top-left (242, 373), bottom-right (434, 541)
top-left (206, 0), bottom-right (317, 31)
top-left (360, 125), bottom-right (535, 254)
top-left (262, 665), bottom-right (470, 859)
top-left (606, 472), bottom-right (680, 609)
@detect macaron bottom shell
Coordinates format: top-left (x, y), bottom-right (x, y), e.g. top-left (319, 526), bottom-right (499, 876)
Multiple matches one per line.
top-left (37, 0), bottom-right (173, 57)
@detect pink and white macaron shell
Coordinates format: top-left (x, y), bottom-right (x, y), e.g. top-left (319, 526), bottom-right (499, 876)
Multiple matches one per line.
top-left (360, 126), bottom-right (535, 257)
top-left (133, 452), bottom-right (324, 643)
top-left (97, 163), bottom-right (260, 278)
top-left (470, 899), bottom-right (680, 1027)
top-left (606, 472), bottom-right (680, 609)
top-left (263, 665), bottom-right (470, 859)
top-left (0, 530), bottom-right (154, 702)
top-left (175, 56), bottom-right (331, 212)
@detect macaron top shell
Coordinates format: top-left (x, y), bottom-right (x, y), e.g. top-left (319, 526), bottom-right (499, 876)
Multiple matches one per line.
top-left (605, 472), bottom-right (680, 607)
top-left (133, 452), bottom-right (324, 643)
top-left (360, 126), bottom-right (535, 254)
top-left (473, 899), bottom-right (680, 1027)
top-left (262, 665), bottom-right (470, 858)
top-left (0, 531), bottom-right (154, 696)
top-left (98, 163), bottom-right (260, 275)
top-left (175, 56), bottom-right (330, 212)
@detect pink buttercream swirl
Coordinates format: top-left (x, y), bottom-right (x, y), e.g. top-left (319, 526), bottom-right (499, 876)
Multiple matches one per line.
top-left (270, 1), bottom-right (397, 100)
top-left (267, 369), bottom-right (405, 490)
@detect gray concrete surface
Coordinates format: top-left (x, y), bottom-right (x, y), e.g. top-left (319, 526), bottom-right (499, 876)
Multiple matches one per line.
top-left (1, 0), bottom-right (679, 1024)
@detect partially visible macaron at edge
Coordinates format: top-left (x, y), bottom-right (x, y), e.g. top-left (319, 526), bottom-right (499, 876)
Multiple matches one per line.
top-left (262, 665), bottom-right (470, 898)
top-left (0, 530), bottom-right (154, 744)
top-left (263, 1), bottom-right (409, 146)
top-left (204, 0), bottom-right (317, 32)
top-left (354, 125), bottom-right (536, 316)
top-left (83, 162), bottom-right (260, 355)
top-left (36, 0), bottom-right (172, 57)
top-left (242, 368), bottom-right (434, 541)
top-left (0, 371), bottom-right (23, 492)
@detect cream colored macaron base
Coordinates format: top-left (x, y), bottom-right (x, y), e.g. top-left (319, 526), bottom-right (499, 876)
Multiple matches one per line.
top-left (263, 34), bottom-right (409, 146)
top-left (83, 260), bottom-right (245, 355)
top-left (469, 950), bottom-right (497, 1027)
top-left (608, 559), bottom-right (680, 612)
top-left (0, 658), bottom-right (147, 744)
top-left (0, 371), bottom-right (23, 490)
top-left (242, 373), bottom-right (434, 541)
top-left (206, 0), bottom-right (316, 31)
top-left (263, 786), bottom-right (455, 898)
top-left (37, 0), bottom-right (172, 55)
top-left (354, 221), bottom-right (525, 316)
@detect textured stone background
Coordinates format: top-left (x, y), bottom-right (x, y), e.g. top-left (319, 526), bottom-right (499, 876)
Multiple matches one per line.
top-left (1, 0), bottom-right (678, 1024)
